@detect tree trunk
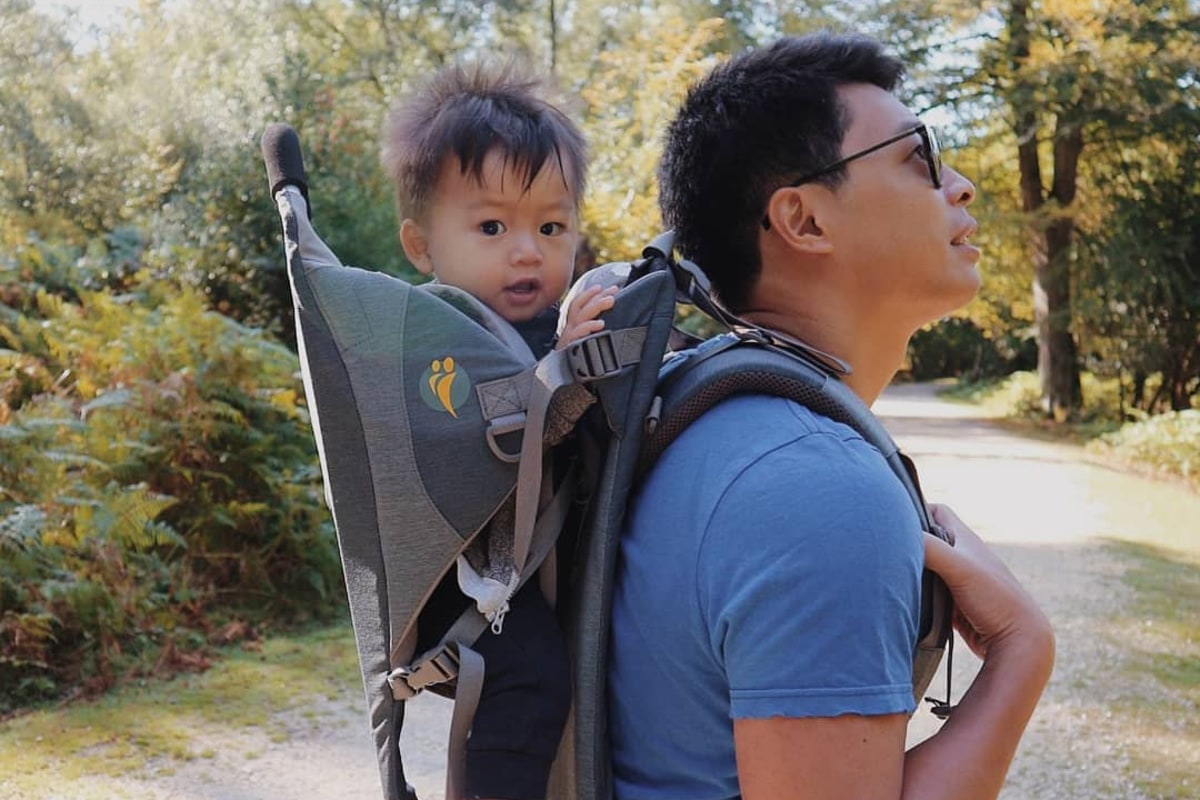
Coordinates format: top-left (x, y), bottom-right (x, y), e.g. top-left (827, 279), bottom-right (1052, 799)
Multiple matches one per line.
top-left (1133, 370), bottom-right (1147, 410)
top-left (549, 0), bottom-right (557, 74)
top-left (1038, 213), bottom-right (1082, 418)
top-left (1008, 0), bottom-right (1084, 419)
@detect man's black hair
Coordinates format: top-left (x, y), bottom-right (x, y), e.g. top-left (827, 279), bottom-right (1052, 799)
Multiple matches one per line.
top-left (658, 32), bottom-right (904, 311)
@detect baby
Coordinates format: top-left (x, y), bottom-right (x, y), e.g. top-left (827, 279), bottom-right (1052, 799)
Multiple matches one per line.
top-left (381, 61), bottom-right (615, 800)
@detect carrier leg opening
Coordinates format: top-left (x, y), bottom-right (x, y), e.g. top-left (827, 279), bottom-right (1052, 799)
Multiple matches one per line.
top-left (464, 583), bottom-right (571, 800)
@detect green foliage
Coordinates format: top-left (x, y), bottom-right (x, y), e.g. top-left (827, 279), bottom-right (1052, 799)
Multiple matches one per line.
top-left (1076, 134), bottom-right (1200, 413)
top-left (947, 369), bottom-right (1199, 486)
top-left (0, 255), bottom-right (339, 711)
top-left (1091, 411), bottom-right (1200, 488)
top-left (907, 317), bottom-right (1036, 381)
top-left (926, 0), bottom-right (1200, 415)
top-left (576, 10), bottom-right (726, 264)
top-left (942, 370), bottom-right (1043, 418)
top-left (0, 0), bottom-right (415, 346)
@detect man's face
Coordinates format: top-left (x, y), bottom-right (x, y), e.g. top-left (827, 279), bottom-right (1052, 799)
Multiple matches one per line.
top-left (404, 150), bottom-right (579, 323)
top-left (820, 84), bottom-right (980, 325)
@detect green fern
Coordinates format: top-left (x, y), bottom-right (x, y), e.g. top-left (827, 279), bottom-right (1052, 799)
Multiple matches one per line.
top-left (1, 264), bottom-right (341, 709)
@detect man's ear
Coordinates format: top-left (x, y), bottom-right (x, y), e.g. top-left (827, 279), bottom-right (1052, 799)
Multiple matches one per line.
top-left (399, 218), bottom-right (434, 275)
top-left (763, 186), bottom-right (834, 255)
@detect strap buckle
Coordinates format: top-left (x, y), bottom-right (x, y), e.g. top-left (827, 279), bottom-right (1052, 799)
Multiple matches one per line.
top-left (565, 330), bottom-right (622, 382)
top-left (387, 646), bottom-right (461, 700)
top-left (484, 411), bottom-right (526, 463)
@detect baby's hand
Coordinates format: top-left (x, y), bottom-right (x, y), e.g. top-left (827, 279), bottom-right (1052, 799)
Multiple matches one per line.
top-left (556, 285), bottom-right (619, 349)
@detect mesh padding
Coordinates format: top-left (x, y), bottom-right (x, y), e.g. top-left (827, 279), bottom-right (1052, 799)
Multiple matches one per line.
top-left (643, 370), bottom-right (850, 472)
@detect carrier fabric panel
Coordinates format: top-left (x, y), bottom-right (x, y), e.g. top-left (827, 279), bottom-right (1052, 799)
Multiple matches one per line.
top-left (282, 190), bottom-right (404, 797)
top-left (279, 187), bottom-right (529, 798)
top-left (295, 227), bottom-right (529, 628)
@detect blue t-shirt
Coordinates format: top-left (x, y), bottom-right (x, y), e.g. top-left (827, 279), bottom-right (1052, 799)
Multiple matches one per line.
top-left (609, 393), bottom-right (923, 800)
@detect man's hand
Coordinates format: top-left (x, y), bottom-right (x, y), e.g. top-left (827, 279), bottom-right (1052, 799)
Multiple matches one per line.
top-left (901, 504), bottom-right (1055, 800)
top-left (923, 504), bottom-right (1054, 663)
top-left (556, 284), bottom-right (618, 349)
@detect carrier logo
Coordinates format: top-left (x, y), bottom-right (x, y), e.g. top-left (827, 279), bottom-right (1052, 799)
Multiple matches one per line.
top-left (420, 357), bottom-right (471, 418)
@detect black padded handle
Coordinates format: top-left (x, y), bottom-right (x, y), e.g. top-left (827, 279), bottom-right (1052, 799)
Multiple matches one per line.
top-left (261, 123), bottom-right (309, 202)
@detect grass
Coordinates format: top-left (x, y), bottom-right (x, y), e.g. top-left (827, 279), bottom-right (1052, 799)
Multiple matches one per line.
top-left (1101, 540), bottom-right (1200, 799)
top-left (0, 623), bottom-right (359, 797)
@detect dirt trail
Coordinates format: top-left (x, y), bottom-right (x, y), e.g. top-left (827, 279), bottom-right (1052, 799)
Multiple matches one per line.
top-left (883, 383), bottom-right (1200, 799)
top-left (32, 383), bottom-right (1200, 800)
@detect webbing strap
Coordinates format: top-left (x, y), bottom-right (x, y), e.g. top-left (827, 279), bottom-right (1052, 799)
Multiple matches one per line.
top-left (510, 329), bottom-right (643, 578)
top-left (475, 327), bottom-right (646, 422)
top-left (510, 350), bottom-right (572, 578)
top-left (517, 460), bottom-right (577, 589)
top-left (445, 643), bottom-right (485, 800)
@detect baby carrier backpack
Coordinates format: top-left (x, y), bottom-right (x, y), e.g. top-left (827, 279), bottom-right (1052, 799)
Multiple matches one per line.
top-left (261, 124), bottom-right (953, 800)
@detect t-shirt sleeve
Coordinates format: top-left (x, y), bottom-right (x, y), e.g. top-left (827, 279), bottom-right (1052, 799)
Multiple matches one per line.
top-left (695, 427), bottom-right (923, 720)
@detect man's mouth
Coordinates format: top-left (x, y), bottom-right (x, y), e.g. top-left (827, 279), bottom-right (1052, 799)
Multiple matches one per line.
top-left (951, 222), bottom-right (978, 246)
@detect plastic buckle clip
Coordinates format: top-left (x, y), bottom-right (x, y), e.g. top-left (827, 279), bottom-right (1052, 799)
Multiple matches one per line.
top-left (566, 331), bottom-right (622, 383)
top-left (387, 646), bottom-right (461, 700)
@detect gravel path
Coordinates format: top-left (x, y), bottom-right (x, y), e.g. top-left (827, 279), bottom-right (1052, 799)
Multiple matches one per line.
top-left (52, 383), bottom-right (1200, 800)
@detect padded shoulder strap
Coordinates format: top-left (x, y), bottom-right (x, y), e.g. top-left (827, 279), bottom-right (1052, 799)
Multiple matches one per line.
top-left (639, 337), bottom-right (953, 704)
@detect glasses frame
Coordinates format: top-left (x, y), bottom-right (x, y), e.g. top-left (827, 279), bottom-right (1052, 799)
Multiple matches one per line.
top-left (762, 123), bottom-right (942, 230)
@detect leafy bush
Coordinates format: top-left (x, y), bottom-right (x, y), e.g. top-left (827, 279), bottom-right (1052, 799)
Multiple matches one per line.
top-left (907, 317), bottom-right (1036, 382)
top-left (0, 259), bottom-right (339, 710)
top-left (1090, 410), bottom-right (1200, 487)
top-left (941, 370), bottom-right (1043, 417)
top-left (945, 370), bottom-right (1198, 487)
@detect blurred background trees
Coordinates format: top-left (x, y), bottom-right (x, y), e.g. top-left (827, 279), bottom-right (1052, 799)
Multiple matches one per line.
top-left (2, 0), bottom-right (1198, 707)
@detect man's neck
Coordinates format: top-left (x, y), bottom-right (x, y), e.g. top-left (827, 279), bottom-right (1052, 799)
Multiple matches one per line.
top-left (737, 306), bottom-right (909, 407)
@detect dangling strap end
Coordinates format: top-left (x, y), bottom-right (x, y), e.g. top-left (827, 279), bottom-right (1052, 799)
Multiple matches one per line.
top-left (923, 630), bottom-right (956, 720)
top-left (925, 697), bottom-right (957, 720)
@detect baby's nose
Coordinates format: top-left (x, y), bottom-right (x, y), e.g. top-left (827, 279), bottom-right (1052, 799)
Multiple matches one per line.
top-left (510, 231), bottom-right (543, 265)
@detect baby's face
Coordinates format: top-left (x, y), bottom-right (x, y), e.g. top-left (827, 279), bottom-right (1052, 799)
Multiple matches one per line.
top-left (405, 151), bottom-right (579, 323)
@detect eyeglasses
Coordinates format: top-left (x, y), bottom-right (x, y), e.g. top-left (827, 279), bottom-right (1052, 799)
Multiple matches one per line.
top-left (762, 123), bottom-right (942, 229)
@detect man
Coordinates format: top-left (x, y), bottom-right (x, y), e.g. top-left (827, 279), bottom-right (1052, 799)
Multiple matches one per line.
top-left (608, 32), bottom-right (1055, 800)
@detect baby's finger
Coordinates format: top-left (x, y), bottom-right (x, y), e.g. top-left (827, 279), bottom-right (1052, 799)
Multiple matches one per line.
top-left (580, 288), bottom-right (618, 316)
top-left (567, 284), bottom-right (604, 313)
top-left (568, 285), bottom-right (618, 324)
top-left (556, 319), bottom-right (607, 349)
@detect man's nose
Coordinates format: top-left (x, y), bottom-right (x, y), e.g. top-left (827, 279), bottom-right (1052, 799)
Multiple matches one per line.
top-left (944, 166), bottom-right (976, 207)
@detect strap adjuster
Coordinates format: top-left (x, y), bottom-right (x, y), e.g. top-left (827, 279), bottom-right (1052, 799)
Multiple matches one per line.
top-left (565, 331), bottom-right (622, 382)
top-left (387, 646), bottom-right (461, 700)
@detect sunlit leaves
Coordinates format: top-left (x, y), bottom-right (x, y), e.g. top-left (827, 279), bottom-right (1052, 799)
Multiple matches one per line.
top-left (577, 9), bottom-right (725, 262)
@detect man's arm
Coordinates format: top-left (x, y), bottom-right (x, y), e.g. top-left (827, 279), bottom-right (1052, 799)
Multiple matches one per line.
top-left (732, 505), bottom-right (1055, 800)
top-left (735, 712), bottom-right (907, 799)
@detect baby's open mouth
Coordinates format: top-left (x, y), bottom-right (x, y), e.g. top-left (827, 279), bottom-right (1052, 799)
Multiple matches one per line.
top-left (506, 279), bottom-right (540, 295)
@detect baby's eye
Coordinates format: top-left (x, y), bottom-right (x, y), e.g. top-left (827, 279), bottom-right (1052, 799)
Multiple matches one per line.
top-left (540, 221), bottom-right (566, 236)
top-left (480, 220), bottom-right (506, 236)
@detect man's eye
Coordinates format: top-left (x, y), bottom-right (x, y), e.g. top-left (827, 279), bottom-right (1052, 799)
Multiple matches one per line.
top-left (480, 220), bottom-right (506, 235)
top-left (540, 221), bottom-right (565, 236)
